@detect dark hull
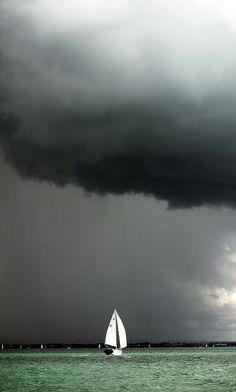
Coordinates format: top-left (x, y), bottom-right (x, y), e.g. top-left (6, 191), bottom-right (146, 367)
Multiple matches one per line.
top-left (104, 348), bottom-right (113, 355)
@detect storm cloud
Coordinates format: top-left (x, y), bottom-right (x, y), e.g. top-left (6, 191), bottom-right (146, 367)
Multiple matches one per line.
top-left (1, 0), bottom-right (236, 207)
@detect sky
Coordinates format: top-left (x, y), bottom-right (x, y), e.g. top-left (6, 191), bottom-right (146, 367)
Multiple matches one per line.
top-left (1, 0), bottom-right (236, 343)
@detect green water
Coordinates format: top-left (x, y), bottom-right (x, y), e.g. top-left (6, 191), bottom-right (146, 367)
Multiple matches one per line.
top-left (0, 348), bottom-right (236, 391)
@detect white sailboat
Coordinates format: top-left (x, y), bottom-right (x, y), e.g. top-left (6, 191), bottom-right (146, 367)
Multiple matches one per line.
top-left (104, 309), bottom-right (127, 356)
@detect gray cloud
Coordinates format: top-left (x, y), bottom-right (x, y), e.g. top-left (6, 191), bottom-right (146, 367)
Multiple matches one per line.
top-left (1, 1), bottom-right (236, 207)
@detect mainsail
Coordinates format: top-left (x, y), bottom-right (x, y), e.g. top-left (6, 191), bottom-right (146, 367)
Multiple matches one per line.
top-left (105, 309), bottom-right (127, 349)
top-left (105, 311), bottom-right (117, 348)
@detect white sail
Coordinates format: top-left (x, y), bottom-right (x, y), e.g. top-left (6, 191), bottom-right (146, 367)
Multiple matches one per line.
top-left (105, 310), bottom-right (117, 347)
top-left (116, 311), bottom-right (127, 349)
top-left (105, 309), bottom-right (127, 350)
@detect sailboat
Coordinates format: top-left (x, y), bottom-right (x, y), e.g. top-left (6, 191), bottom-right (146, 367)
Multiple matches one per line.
top-left (104, 309), bottom-right (127, 356)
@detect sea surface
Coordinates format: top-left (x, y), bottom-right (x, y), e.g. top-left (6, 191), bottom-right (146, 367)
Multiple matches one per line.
top-left (0, 348), bottom-right (236, 391)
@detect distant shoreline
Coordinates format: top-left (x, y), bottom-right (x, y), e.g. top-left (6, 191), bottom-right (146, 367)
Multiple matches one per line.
top-left (1, 341), bottom-right (236, 349)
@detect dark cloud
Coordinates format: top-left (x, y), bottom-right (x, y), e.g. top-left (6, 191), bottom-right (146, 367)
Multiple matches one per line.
top-left (1, 1), bottom-right (236, 207)
top-left (2, 0), bottom-right (236, 345)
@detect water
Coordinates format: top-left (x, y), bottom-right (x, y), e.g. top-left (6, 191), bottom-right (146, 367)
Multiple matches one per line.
top-left (0, 348), bottom-right (236, 391)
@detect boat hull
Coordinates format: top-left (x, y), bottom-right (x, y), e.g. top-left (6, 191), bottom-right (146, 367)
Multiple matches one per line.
top-left (112, 349), bottom-right (122, 356)
top-left (104, 348), bottom-right (123, 356)
top-left (104, 348), bottom-right (113, 355)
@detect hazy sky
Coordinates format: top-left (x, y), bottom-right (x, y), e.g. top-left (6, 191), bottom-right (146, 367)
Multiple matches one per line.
top-left (1, 0), bottom-right (236, 343)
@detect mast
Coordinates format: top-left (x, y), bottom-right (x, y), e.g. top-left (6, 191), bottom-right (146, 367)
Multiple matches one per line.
top-left (115, 311), bottom-right (120, 349)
